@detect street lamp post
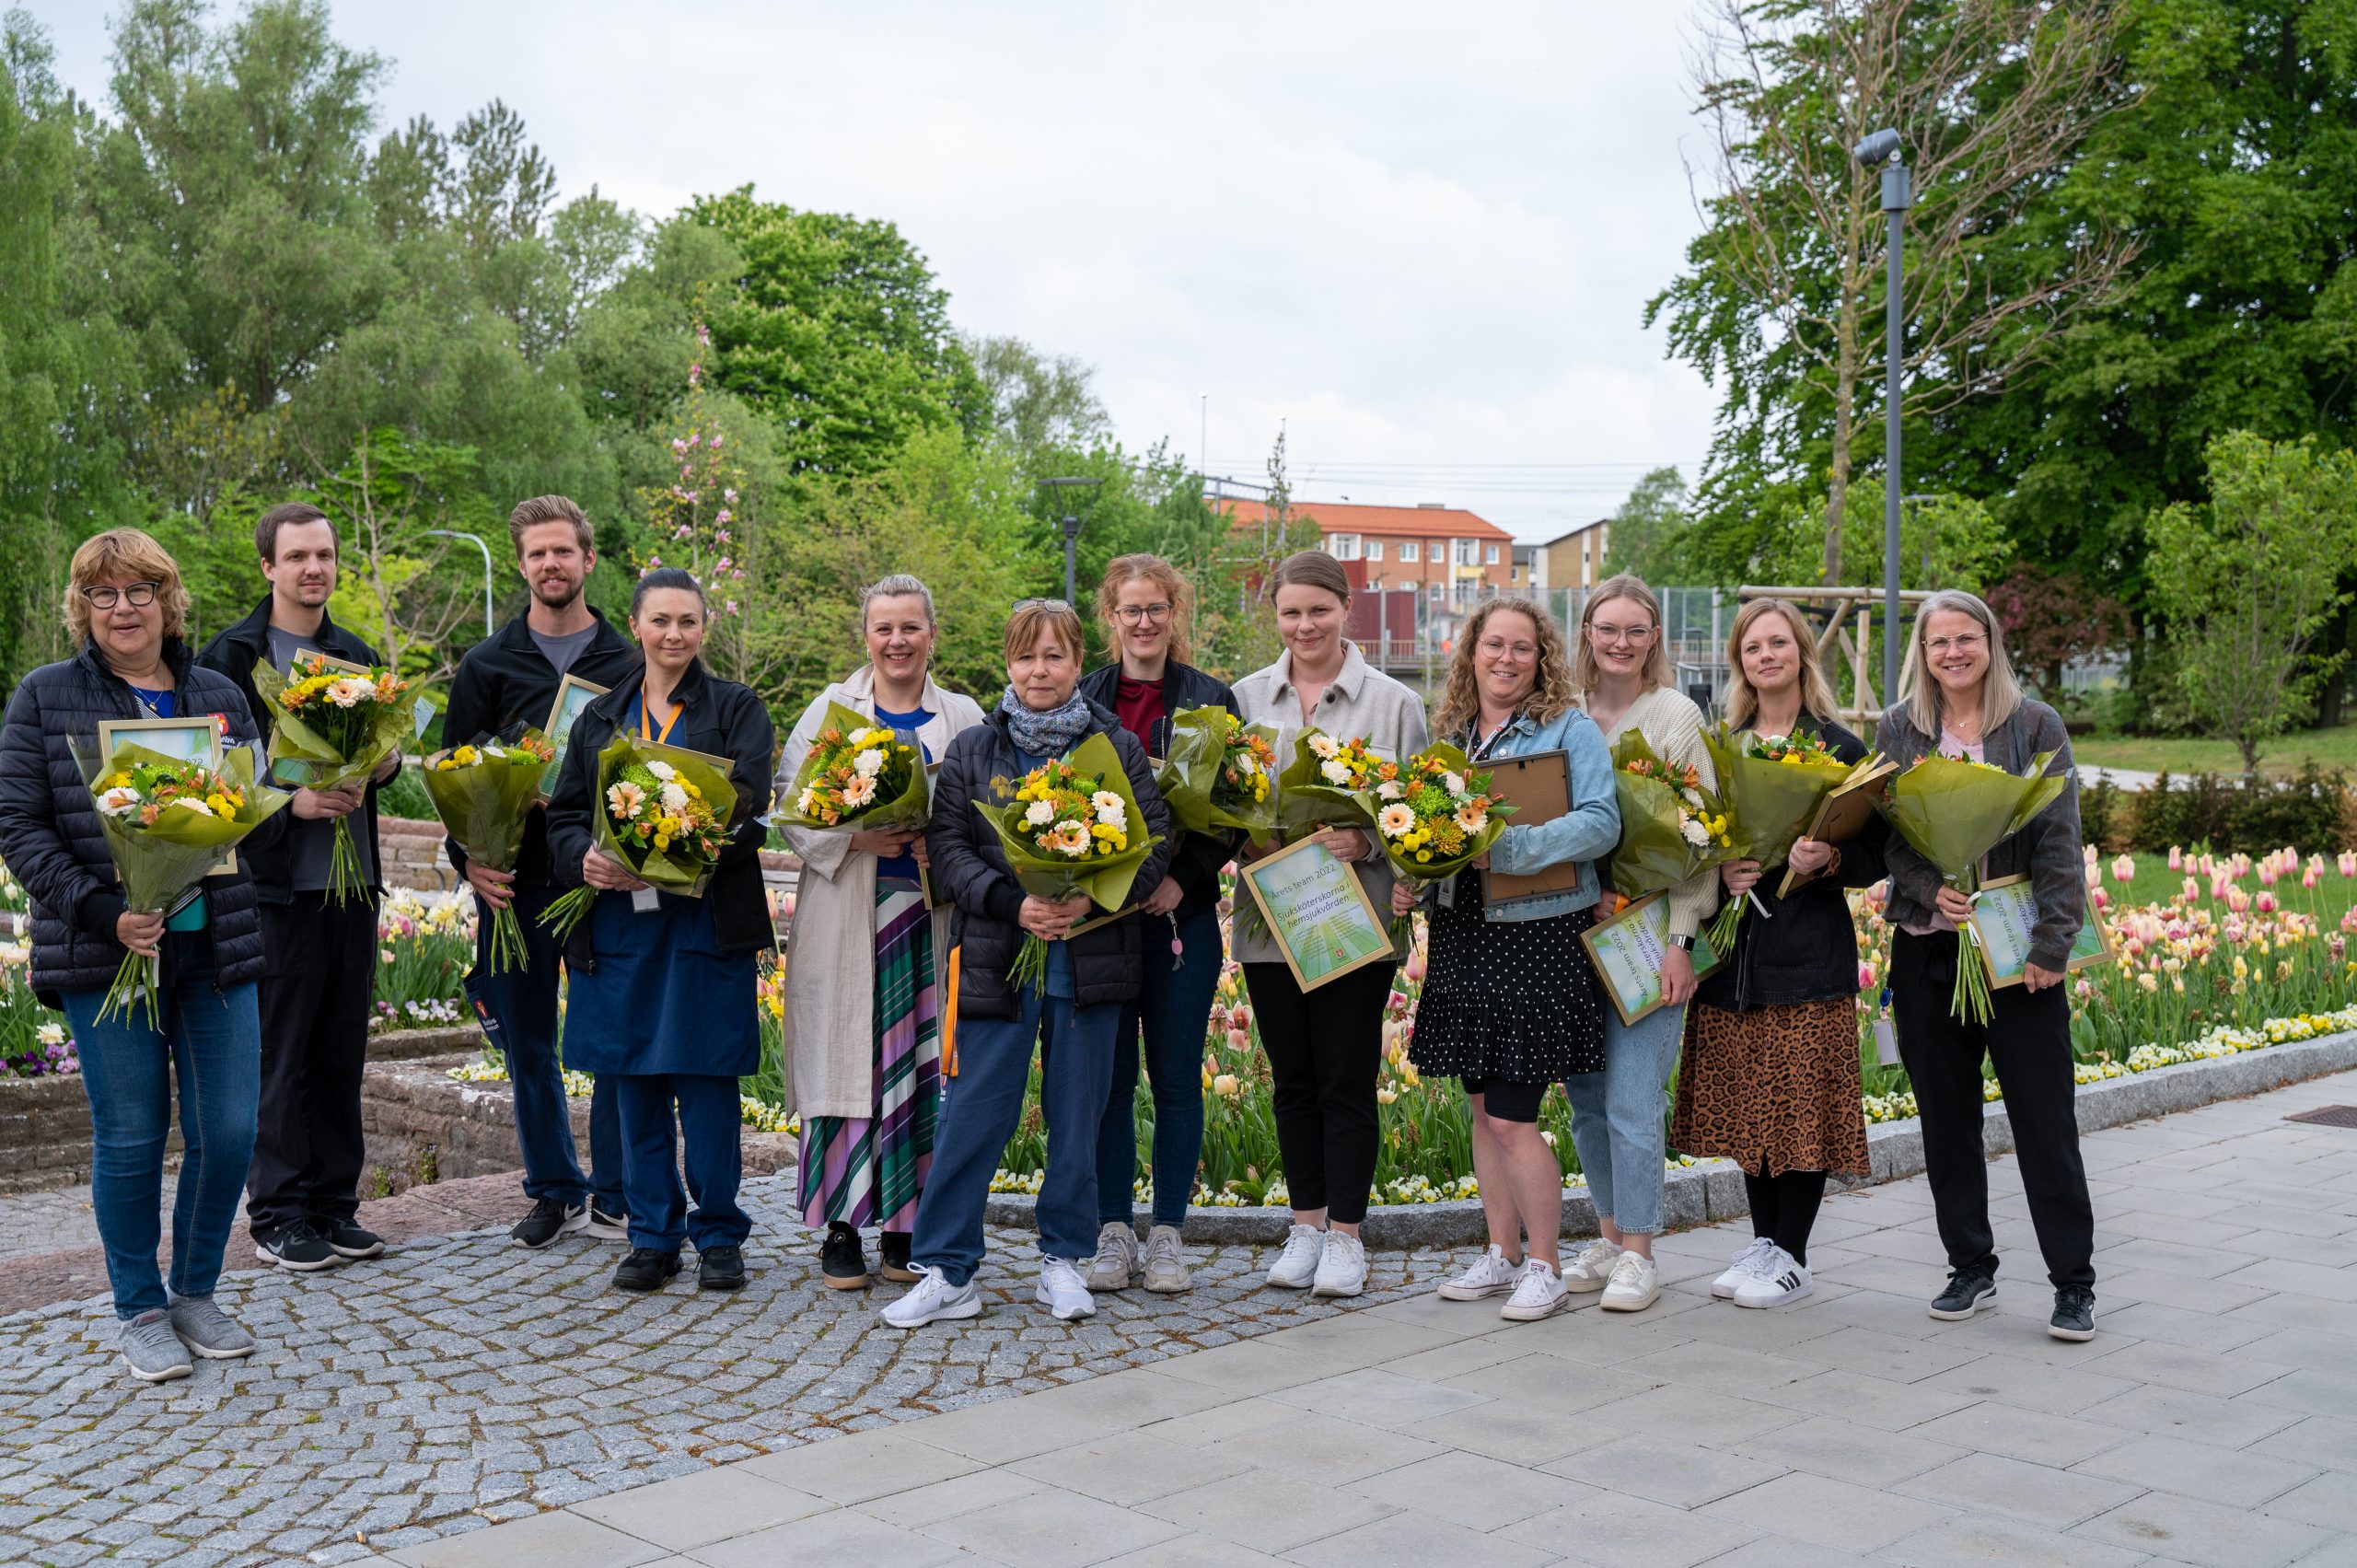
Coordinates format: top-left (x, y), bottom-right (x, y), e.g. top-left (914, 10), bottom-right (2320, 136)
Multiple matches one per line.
top-left (427, 528), bottom-right (495, 639)
top-left (1854, 127), bottom-right (1910, 713)
top-left (1040, 477), bottom-right (1103, 606)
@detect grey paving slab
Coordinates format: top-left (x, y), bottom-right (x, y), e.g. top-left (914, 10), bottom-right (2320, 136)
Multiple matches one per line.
top-left (915, 1485), bottom-right (1182, 1568)
top-left (1898, 1450), bottom-right (2143, 1533)
top-left (1499, 1491), bottom-right (1760, 1568)
top-left (1004, 1430), bottom-right (1250, 1507)
top-left (2071, 1431), bottom-right (2320, 1510)
top-left (1136, 1465), bottom-right (1395, 1553)
top-left (1282, 1508), bottom-right (1558, 1568)
top-left (1338, 1447), bottom-right (1589, 1530)
top-left (1875, 1512), bottom-right (2154, 1568)
top-left (1695, 1469), bottom-right (1953, 1554)
top-left (2073, 1488), bottom-right (2333, 1568)
top-left (389, 1511), bottom-right (668, 1568)
top-left (565, 1469), bottom-right (829, 1551)
top-left (683, 1508), bottom-right (968, 1566)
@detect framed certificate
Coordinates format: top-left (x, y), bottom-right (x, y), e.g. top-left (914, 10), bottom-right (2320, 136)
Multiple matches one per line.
top-left (541, 674), bottom-right (610, 795)
top-left (1237, 835), bottom-right (1395, 992)
top-left (96, 715), bottom-right (238, 876)
top-left (289, 648), bottom-right (373, 677)
top-left (1581, 891), bottom-right (1724, 1026)
top-left (1777, 756), bottom-right (1898, 897)
top-left (1968, 873), bottom-right (2115, 989)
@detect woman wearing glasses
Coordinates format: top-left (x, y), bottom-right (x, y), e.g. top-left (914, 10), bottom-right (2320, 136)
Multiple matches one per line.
top-left (1074, 555), bottom-right (1236, 1295)
top-left (1561, 573), bottom-right (1719, 1313)
top-left (780, 575), bottom-right (983, 1291)
top-left (0, 529), bottom-right (287, 1382)
top-left (1875, 589), bottom-right (2097, 1342)
top-left (1231, 552), bottom-right (1428, 1299)
top-left (1398, 598), bottom-right (1619, 1322)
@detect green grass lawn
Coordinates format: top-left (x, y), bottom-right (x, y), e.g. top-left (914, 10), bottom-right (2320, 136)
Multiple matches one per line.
top-left (2074, 726), bottom-right (2357, 779)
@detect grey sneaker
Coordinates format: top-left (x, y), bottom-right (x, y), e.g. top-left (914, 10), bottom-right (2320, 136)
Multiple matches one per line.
top-left (1140, 1225), bottom-right (1191, 1294)
top-left (1085, 1221), bottom-right (1138, 1291)
top-left (168, 1295), bottom-right (256, 1360)
top-left (120, 1308), bottom-right (193, 1383)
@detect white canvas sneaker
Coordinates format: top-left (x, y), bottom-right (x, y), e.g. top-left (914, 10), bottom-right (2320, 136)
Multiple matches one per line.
top-left (879, 1265), bottom-right (981, 1329)
top-left (1499, 1259), bottom-right (1572, 1322)
top-left (1732, 1247), bottom-right (1812, 1309)
top-left (1598, 1251), bottom-right (1660, 1312)
top-left (1266, 1224), bottom-right (1327, 1289)
top-left (1712, 1236), bottom-right (1779, 1299)
top-left (1037, 1258), bottom-right (1097, 1320)
top-left (1311, 1230), bottom-right (1368, 1297)
top-left (1438, 1244), bottom-right (1524, 1301)
top-left (1561, 1237), bottom-right (1622, 1294)
top-left (1085, 1221), bottom-right (1138, 1291)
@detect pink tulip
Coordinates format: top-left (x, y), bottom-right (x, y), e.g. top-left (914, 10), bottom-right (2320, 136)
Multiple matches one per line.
top-left (2258, 864), bottom-right (2278, 887)
top-left (2340, 852), bottom-right (2356, 877)
top-left (1404, 950), bottom-right (1427, 982)
top-left (2227, 888), bottom-right (2252, 914)
top-left (1858, 961), bottom-right (1877, 992)
top-left (2182, 876), bottom-right (2200, 901)
top-left (2166, 846), bottom-right (2183, 870)
top-left (1226, 1028), bottom-right (1251, 1051)
top-left (2093, 888), bottom-right (2110, 910)
top-left (2111, 854), bottom-right (2135, 884)
top-left (2257, 890), bottom-right (2279, 913)
top-left (2074, 978), bottom-right (2093, 999)
top-left (2305, 865), bottom-right (2321, 889)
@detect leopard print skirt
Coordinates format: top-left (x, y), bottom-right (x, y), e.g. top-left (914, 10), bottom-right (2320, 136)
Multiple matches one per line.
top-left (1669, 996), bottom-right (1869, 1177)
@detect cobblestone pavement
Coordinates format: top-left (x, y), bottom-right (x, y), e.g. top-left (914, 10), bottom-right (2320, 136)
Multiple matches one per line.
top-left (0, 1171), bottom-right (1454, 1566)
top-left (0, 1188), bottom-right (111, 1262)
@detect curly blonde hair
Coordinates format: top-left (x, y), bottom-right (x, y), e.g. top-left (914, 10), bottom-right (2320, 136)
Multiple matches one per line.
top-left (1434, 598), bottom-right (1576, 736)
top-left (64, 528), bottom-right (191, 645)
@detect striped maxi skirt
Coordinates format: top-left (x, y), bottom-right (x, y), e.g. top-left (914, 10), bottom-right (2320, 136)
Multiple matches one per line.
top-left (796, 878), bottom-right (942, 1232)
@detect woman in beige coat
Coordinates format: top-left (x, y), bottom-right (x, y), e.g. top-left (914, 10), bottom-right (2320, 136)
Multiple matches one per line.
top-left (781, 575), bottom-right (984, 1289)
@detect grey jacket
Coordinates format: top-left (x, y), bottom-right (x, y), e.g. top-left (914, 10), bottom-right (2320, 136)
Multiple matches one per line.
top-left (1874, 697), bottom-right (2084, 974)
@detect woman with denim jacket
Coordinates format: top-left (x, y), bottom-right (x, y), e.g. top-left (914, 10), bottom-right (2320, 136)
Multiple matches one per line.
top-left (1396, 598), bottom-right (1620, 1323)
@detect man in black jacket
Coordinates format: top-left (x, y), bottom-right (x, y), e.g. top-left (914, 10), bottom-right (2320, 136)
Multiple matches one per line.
top-left (440, 495), bottom-right (639, 1249)
top-left (198, 503), bottom-right (401, 1273)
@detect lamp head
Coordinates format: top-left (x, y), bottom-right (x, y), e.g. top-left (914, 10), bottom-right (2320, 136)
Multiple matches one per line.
top-left (1852, 129), bottom-right (1901, 167)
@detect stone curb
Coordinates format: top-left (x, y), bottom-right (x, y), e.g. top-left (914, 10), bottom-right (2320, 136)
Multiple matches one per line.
top-left (983, 1028), bottom-right (2357, 1249)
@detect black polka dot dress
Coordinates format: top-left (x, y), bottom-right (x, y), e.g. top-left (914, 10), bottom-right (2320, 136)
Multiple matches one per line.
top-left (1411, 871), bottom-right (1609, 1085)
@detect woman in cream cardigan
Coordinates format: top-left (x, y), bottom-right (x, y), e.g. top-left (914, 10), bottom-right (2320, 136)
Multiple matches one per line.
top-left (1563, 574), bottom-right (1720, 1313)
top-left (779, 575), bottom-right (984, 1290)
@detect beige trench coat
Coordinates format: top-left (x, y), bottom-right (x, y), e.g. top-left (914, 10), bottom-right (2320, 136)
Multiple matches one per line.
top-left (780, 666), bottom-right (985, 1121)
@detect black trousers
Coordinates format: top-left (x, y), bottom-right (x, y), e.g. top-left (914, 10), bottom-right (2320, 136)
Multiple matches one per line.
top-left (1242, 960), bottom-right (1396, 1225)
top-left (248, 894), bottom-right (377, 1238)
top-left (1890, 929), bottom-right (2096, 1290)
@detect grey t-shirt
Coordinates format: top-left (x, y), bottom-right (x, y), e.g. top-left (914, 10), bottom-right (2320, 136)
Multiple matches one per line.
top-left (529, 623), bottom-right (599, 679)
top-left (265, 624), bottom-right (377, 893)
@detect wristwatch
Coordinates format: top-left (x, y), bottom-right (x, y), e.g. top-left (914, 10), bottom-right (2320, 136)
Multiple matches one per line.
top-left (1668, 933), bottom-right (1697, 952)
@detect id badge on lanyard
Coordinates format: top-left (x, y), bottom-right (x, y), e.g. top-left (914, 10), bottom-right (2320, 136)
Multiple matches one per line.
top-left (633, 691), bottom-right (681, 914)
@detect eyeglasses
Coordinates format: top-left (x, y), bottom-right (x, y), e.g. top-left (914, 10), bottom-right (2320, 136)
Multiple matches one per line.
top-left (1925, 633), bottom-right (1986, 656)
top-left (82, 582), bottom-right (161, 610)
top-left (1013, 598), bottom-right (1074, 613)
top-left (1114, 602), bottom-right (1173, 626)
top-left (1590, 622), bottom-right (1655, 645)
top-left (1477, 636), bottom-right (1538, 661)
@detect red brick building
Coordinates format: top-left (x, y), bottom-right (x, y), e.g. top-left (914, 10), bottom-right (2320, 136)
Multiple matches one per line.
top-left (1219, 499), bottom-right (1516, 611)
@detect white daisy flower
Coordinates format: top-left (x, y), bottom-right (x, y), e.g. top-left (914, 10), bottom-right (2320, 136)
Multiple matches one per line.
top-left (853, 749), bottom-right (886, 778)
top-left (1376, 780), bottom-right (1403, 800)
top-left (1442, 771), bottom-right (1466, 797)
top-left (1306, 734), bottom-right (1340, 760)
top-left (1377, 803), bottom-right (1416, 839)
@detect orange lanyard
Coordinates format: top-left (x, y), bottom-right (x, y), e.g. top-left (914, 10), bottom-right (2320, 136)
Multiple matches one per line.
top-left (637, 691), bottom-right (681, 742)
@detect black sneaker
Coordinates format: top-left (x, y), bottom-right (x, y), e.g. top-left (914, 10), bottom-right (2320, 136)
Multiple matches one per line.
top-left (316, 1218), bottom-right (386, 1260)
top-left (879, 1230), bottom-right (918, 1283)
top-left (511, 1198), bottom-right (586, 1249)
top-left (254, 1219), bottom-right (339, 1272)
top-left (612, 1248), bottom-right (680, 1292)
top-left (2050, 1284), bottom-right (2097, 1342)
top-left (1929, 1268), bottom-right (1998, 1320)
top-left (699, 1244), bottom-right (747, 1292)
top-left (821, 1222), bottom-right (869, 1291)
top-left (584, 1201), bottom-right (628, 1241)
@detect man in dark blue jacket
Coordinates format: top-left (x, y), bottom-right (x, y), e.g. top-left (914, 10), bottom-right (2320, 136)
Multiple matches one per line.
top-left (199, 504), bottom-right (400, 1274)
top-left (439, 495), bottom-right (640, 1249)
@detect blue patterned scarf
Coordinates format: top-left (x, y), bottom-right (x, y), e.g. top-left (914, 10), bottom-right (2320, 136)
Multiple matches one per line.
top-left (999, 685), bottom-right (1095, 757)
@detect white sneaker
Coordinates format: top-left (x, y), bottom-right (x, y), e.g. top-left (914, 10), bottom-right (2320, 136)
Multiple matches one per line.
top-left (1712, 1236), bottom-right (1779, 1299)
top-left (1599, 1252), bottom-right (1659, 1313)
top-left (1311, 1230), bottom-right (1368, 1297)
top-left (880, 1264), bottom-right (981, 1328)
top-left (1266, 1224), bottom-right (1326, 1289)
top-left (1732, 1247), bottom-right (1812, 1308)
top-left (1085, 1221), bottom-right (1137, 1291)
top-left (1499, 1259), bottom-right (1572, 1322)
top-left (1561, 1237), bottom-right (1621, 1294)
top-left (1140, 1225), bottom-right (1191, 1294)
top-left (1438, 1244), bottom-right (1524, 1301)
top-left (1037, 1258), bottom-right (1097, 1320)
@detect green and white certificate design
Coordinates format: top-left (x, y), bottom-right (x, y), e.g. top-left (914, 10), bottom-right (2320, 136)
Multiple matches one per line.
top-left (1581, 891), bottom-right (1723, 1025)
top-left (1968, 873), bottom-right (2112, 987)
top-left (1238, 835), bottom-right (1396, 991)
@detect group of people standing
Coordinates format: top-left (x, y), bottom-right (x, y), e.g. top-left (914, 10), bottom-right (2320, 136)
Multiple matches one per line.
top-left (0, 496), bottom-right (2102, 1386)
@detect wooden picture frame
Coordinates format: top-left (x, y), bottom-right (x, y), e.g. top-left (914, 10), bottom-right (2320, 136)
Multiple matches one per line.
top-left (96, 715), bottom-right (239, 877)
top-left (1580, 889), bottom-right (1725, 1027)
top-left (1969, 872), bottom-right (2117, 990)
top-left (289, 649), bottom-right (373, 677)
top-left (540, 674), bottom-right (611, 795)
top-left (1237, 833), bottom-right (1396, 992)
top-left (1777, 755), bottom-right (1898, 898)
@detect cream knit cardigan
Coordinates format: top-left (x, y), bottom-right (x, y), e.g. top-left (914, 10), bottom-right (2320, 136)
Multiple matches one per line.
top-left (1598, 685), bottom-right (1723, 940)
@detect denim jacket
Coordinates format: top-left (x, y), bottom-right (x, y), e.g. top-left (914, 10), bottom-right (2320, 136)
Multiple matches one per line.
top-left (1437, 704), bottom-right (1620, 923)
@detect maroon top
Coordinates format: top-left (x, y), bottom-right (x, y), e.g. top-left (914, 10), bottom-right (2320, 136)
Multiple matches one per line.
top-left (1113, 673), bottom-right (1166, 749)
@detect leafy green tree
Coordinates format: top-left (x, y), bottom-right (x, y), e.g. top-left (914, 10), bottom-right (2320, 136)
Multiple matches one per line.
top-left (1601, 467), bottom-right (1689, 582)
top-left (2147, 433), bottom-right (2357, 773)
top-left (967, 333), bottom-right (1111, 471)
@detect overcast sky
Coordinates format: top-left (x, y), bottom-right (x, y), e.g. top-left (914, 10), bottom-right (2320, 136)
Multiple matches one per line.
top-left (31, 2), bottom-right (1726, 542)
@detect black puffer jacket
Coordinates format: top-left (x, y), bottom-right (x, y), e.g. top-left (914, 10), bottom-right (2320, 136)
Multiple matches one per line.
top-left (926, 701), bottom-right (1176, 1019)
top-left (543, 658), bottom-right (777, 965)
top-left (1076, 658), bottom-right (1239, 921)
top-left (0, 640), bottom-right (280, 1006)
top-left (1695, 715), bottom-right (1888, 1012)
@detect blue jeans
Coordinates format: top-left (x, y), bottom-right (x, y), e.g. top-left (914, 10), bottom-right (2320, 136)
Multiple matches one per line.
top-left (464, 880), bottom-right (621, 1211)
top-left (613, 1074), bottom-right (749, 1253)
top-left (911, 983), bottom-right (1118, 1286)
top-left (1564, 1000), bottom-right (1686, 1237)
top-left (60, 934), bottom-right (261, 1318)
top-left (1096, 904), bottom-right (1221, 1227)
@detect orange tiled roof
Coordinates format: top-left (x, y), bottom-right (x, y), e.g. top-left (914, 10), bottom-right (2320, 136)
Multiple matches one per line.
top-left (1219, 498), bottom-right (1514, 542)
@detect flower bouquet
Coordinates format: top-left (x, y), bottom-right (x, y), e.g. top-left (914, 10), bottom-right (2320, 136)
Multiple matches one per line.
top-left (1878, 748), bottom-right (2071, 1024)
top-left (421, 732), bottom-right (557, 974)
top-left (1155, 706), bottom-right (1280, 842)
top-left (540, 732), bottom-right (740, 943)
top-left (1699, 726), bottom-right (1859, 951)
top-left (775, 701), bottom-right (930, 833)
top-left (250, 653), bottom-right (420, 905)
top-left (1273, 729), bottom-right (1387, 836)
top-left (74, 740), bottom-right (291, 1026)
top-left (1608, 731), bottom-right (1730, 901)
top-left (1364, 741), bottom-right (1514, 942)
top-left (970, 732), bottom-right (1162, 992)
